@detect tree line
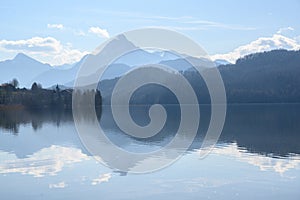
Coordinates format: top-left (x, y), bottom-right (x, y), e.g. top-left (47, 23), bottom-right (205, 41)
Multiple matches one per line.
top-left (0, 79), bottom-right (102, 110)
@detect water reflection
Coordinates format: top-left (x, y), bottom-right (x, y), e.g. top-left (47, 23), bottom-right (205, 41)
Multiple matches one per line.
top-left (0, 145), bottom-right (89, 177)
top-left (0, 104), bottom-right (299, 200)
top-left (99, 104), bottom-right (300, 159)
top-left (222, 104), bottom-right (300, 157)
top-left (0, 104), bottom-right (300, 159)
top-left (210, 143), bottom-right (300, 174)
top-left (0, 109), bottom-right (73, 134)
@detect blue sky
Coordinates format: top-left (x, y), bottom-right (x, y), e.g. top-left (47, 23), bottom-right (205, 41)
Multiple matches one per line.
top-left (0, 0), bottom-right (300, 65)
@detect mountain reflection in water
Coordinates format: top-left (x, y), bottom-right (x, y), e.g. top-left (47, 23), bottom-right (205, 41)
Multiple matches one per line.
top-left (0, 104), bottom-right (299, 200)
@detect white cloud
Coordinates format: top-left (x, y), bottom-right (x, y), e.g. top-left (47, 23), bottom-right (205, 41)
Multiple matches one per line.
top-left (88, 27), bottom-right (110, 38)
top-left (277, 26), bottom-right (294, 34)
top-left (211, 34), bottom-right (300, 63)
top-left (0, 37), bottom-right (89, 65)
top-left (0, 37), bottom-right (61, 52)
top-left (49, 181), bottom-right (68, 189)
top-left (91, 173), bottom-right (112, 185)
top-left (47, 24), bottom-right (64, 30)
top-left (0, 145), bottom-right (90, 177)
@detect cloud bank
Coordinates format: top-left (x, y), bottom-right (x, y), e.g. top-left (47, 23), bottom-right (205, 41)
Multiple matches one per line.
top-left (0, 37), bottom-right (89, 65)
top-left (211, 34), bottom-right (300, 63)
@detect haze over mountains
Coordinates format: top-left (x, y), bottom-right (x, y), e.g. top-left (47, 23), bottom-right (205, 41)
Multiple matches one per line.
top-left (0, 51), bottom-right (221, 88)
top-left (0, 53), bottom-right (52, 87)
top-left (0, 53), bottom-right (88, 88)
top-left (0, 33), bottom-right (225, 88)
top-left (0, 36), bottom-right (299, 104)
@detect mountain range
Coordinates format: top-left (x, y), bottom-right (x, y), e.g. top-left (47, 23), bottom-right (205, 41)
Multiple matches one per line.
top-left (0, 53), bottom-right (52, 87)
top-left (0, 38), bottom-right (299, 104)
top-left (0, 35), bottom-right (225, 88)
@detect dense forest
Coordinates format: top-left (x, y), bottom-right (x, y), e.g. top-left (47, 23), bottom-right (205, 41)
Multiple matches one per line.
top-left (0, 80), bottom-right (102, 110)
top-left (218, 49), bottom-right (300, 103)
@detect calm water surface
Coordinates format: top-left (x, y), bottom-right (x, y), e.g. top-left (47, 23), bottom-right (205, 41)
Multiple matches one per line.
top-left (0, 104), bottom-right (299, 200)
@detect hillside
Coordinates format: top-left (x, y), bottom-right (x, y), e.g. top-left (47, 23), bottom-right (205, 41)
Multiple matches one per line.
top-left (219, 49), bottom-right (300, 103)
top-left (99, 49), bottom-right (300, 104)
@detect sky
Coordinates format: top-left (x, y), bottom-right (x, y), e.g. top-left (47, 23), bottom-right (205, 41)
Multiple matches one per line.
top-left (0, 0), bottom-right (300, 65)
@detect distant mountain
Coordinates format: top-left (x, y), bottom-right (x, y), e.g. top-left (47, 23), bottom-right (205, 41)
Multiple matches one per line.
top-left (214, 59), bottom-right (231, 66)
top-left (160, 56), bottom-right (216, 72)
top-left (0, 35), bottom-right (217, 88)
top-left (23, 35), bottom-right (183, 88)
top-left (0, 53), bottom-right (51, 87)
top-left (114, 49), bottom-right (179, 67)
top-left (0, 53), bottom-right (91, 88)
top-left (101, 63), bottom-right (131, 80)
top-left (32, 54), bottom-right (89, 88)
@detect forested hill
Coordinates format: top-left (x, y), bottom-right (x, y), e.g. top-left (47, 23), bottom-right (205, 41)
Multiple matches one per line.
top-left (218, 49), bottom-right (300, 103)
top-left (100, 49), bottom-right (300, 104)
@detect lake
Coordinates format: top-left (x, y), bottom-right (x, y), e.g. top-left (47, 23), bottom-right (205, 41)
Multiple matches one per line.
top-left (0, 104), bottom-right (299, 200)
